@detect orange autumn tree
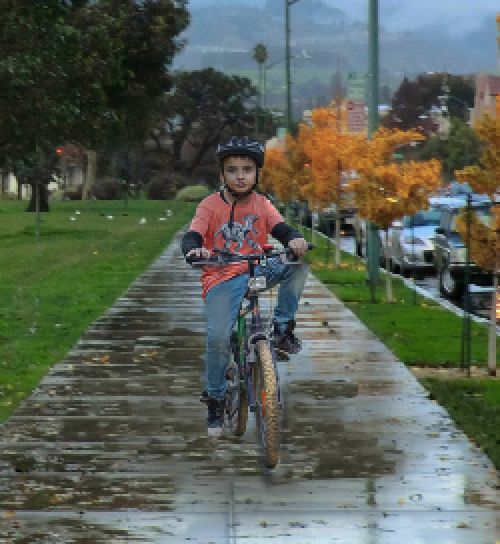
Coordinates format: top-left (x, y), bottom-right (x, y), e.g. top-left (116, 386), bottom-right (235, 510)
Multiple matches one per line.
top-left (286, 132), bottom-right (315, 222)
top-left (455, 114), bottom-right (500, 375)
top-left (260, 146), bottom-right (290, 201)
top-left (260, 137), bottom-right (312, 220)
top-left (455, 114), bottom-right (500, 271)
top-left (350, 127), bottom-right (442, 301)
top-left (300, 107), bottom-right (362, 263)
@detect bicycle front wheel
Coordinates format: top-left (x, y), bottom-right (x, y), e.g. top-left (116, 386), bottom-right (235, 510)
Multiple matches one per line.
top-left (253, 339), bottom-right (279, 468)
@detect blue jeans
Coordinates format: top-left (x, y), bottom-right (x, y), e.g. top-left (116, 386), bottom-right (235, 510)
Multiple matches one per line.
top-left (204, 259), bottom-right (309, 400)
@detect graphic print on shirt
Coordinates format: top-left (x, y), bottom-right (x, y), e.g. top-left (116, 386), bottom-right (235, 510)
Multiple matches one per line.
top-left (214, 214), bottom-right (260, 251)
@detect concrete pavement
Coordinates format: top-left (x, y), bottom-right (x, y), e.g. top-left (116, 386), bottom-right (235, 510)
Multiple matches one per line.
top-left (1, 232), bottom-right (500, 543)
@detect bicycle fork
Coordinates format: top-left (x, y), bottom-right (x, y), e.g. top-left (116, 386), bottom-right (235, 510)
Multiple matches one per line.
top-left (240, 296), bottom-right (283, 412)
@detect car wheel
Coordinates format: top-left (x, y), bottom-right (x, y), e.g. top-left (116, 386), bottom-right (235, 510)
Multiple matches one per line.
top-left (356, 234), bottom-right (364, 257)
top-left (438, 263), bottom-right (464, 298)
top-left (390, 258), bottom-right (400, 274)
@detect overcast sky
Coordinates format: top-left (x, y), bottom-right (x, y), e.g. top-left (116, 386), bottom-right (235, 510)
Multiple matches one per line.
top-left (190, 0), bottom-right (499, 36)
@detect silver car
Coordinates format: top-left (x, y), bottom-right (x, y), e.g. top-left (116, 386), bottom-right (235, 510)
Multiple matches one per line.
top-left (386, 208), bottom-right (443, 275)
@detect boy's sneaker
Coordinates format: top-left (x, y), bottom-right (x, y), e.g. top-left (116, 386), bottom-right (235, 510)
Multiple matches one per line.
top-left (200, 391), bottom-right (225, 437)
top-left (274, 320), bottom-right (301, 358)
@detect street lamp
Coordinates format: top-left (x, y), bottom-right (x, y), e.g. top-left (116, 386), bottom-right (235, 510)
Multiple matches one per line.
top-left (263, 50), bottom-right (310, 113)
top-left (285, 0), bottom-right (301, 135)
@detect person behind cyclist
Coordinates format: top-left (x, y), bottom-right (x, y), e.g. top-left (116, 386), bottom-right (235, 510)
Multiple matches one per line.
top-left (182, 136), bottom-right (309, 436)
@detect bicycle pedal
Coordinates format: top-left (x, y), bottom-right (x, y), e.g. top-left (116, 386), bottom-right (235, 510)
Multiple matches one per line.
top-left (275, 348), bottom-right (290, 362)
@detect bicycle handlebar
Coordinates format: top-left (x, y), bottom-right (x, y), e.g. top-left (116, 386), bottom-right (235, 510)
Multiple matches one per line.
top-left (186, 243), bottom-right (313, 267)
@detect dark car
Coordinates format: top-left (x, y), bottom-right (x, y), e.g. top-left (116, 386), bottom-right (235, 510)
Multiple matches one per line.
top-left (433, 202), bottom-right (493, 298)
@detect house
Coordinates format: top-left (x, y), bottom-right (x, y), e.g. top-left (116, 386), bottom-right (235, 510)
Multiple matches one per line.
top-left (470, 73), bottom-right (500, 124)
top-left (0, 143), bottom-right (88, 200)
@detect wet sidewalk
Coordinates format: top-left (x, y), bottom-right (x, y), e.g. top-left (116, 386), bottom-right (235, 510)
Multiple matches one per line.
top-left (1, 232), bottom-right (500, 543)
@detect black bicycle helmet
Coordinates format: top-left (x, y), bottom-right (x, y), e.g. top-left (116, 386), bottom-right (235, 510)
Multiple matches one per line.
top-left (216, 136), bottom-right (265, 169)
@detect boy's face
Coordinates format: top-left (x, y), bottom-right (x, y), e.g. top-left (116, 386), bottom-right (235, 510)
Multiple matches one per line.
top-left (221, 156), bottom-right (259, 196)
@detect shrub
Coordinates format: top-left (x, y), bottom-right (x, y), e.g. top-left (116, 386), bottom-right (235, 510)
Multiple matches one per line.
top-left (174, 184), bottom-right (212, 202)
top-left (146, 172), bottom-right (192, 200)
top-left (146, 178), bottom-right (169, 200)
top-left (62, 184), bottom-right (83, 200)
top-left (0, 192), bottom-right (17, 201)
top-left (91, 178), bottom-right (122, 200)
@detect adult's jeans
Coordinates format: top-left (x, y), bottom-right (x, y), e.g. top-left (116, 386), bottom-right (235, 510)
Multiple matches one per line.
top-left (204, 259), bottom-right (309, 400)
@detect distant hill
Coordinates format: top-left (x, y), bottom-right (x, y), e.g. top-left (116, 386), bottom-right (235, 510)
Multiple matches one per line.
top-left (175, 0), bottom-right (498, 77)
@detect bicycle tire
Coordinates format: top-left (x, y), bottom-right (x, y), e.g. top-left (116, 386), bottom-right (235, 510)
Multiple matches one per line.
top-left (253, 339), bottom-right (279, 468)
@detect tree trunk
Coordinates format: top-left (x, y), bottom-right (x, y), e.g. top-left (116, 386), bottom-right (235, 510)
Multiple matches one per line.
top-left (82, 150), bottom-right (97, 200)
top-left (488, 273), bottom-right (498, 376)
top-left (385, 230), bottom-right (394, 302)
top-left (26, 183), bottom-right (49, 212)
top-left (335, 216), bottom-right (341, 267)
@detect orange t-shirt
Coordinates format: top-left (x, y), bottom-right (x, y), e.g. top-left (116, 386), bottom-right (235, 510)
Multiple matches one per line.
top-left (188, 192), bottom-right (283, 300)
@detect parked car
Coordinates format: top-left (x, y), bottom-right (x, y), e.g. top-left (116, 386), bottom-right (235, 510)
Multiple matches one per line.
top-left (385, 208), bottom-right (443, 275)
top-left (320, 203), bottom-right (357, 235)
top-left (355, 196), bottom-right (462, 264)
top-left (442, 182), bottom-right (491, 204)
top-left (434, 201), bottom-right (493, 298)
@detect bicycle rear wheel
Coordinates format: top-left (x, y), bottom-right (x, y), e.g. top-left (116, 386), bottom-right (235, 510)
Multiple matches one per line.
top-left (253, 339), bottom-right (279, 468)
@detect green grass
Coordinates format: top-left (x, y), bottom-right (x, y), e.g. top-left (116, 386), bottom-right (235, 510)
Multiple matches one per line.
top-left (421, 378), bottom-right (500, 469)
top-left (302, 229), bottom-right (499, 368)
top-left (0, 198), bottom-right (197, 420)
top-left (301, 227), bottom-right (500, 468)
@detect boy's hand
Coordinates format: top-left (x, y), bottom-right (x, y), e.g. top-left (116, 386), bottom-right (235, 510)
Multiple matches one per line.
top-left (186, 248), bottom-right (211, 260)
top-left (288, 237), bottom-right (308, 257)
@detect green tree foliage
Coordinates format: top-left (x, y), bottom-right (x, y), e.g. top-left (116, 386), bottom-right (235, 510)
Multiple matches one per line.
top-left (383, 73), bottom-right (474, 133)
top-left (104, 0), bottom-right (190, 146)
top-left (420, 118), bottom-right (480, 182)
top-left (150, 68), bottom-right (259, 175)
top-left (0, 0), bottom-right (189, 211)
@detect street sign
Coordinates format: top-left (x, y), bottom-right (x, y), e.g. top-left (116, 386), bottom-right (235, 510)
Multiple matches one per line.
top-left (347, 100), bottom-right (366, 133)
top-left (347, 72), bottom-right (367, 102)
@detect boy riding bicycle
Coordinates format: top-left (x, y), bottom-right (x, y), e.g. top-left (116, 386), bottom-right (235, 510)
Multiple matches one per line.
top-left (182, 136), bottom-right (309, 436)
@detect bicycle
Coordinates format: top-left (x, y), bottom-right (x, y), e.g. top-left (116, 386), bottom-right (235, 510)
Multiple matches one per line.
top-left (188, 243), bottom-right (312, 468)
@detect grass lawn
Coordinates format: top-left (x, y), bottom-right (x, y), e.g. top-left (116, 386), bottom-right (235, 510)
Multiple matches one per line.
top-left (0, 198), bottom-right (196, 420)
top-left (301, 227), bottom-right (500, 469)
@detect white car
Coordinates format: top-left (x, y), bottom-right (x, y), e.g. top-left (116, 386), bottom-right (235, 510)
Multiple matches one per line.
top-left (386, 208), bottom-right (443, 275)
top-left (354, 196), bottom-right (487, 273)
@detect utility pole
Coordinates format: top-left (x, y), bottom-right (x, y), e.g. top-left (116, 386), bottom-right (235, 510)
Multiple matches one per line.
top-left (285, 0), bottom-right (300, 135)
top-left (366, 0), bottom-right (380, 301)
top-left (368, 0), bottom-right (379, 138)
